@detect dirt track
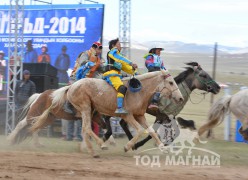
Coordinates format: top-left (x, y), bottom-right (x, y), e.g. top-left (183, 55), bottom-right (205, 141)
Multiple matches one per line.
top-left (0, 151), bottom-right (247, 180)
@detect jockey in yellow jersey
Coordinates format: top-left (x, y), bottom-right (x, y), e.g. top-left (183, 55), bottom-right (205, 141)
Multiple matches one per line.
top-left (103, 38), bottom-right (138, 115)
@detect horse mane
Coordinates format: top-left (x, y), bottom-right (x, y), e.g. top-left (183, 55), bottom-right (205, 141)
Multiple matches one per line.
top-left (174, 62), bottom-right (199, 84)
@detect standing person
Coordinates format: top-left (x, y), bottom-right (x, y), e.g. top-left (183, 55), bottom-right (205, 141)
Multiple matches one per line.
top-left (144, 45), bottom-right (166, 110)
top-left (37, 46), bottom-right (50, 63)
top-left (14, 70), bottom-right (36, 110)
top-left (0, 50), bottom-right (7, 93)
top-left (55, 45), bottom-right (70, 85)
top-left (24, 40), bottom-right (38, 63)
top-left (103, 38), bottom-right (138, 115)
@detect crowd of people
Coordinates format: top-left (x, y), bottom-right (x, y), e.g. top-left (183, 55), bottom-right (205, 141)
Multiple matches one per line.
top-left (24, 40), bottom-right (70, 85)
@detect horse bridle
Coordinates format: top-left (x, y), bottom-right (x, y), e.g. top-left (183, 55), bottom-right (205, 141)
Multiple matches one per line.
top-left (157, 74), bottom-right (179, 97)
top-left (193, 66), bottom-right (216, 92)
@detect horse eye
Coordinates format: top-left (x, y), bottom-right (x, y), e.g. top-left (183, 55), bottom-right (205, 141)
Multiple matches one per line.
top-left (169, 81), bottom-right (173, 86)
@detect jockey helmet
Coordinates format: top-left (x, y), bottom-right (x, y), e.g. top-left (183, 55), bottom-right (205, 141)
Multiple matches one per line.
top-left (128, 77), bottom-right (142, 93)
top-left (92, 42), bottom-right (103, 49)
top-left (148, 43), bottom-right (164, 53)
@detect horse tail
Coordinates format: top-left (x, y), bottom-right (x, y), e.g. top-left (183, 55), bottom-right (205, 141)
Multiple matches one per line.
top-left (50, 85), bottom-right (70, 109)
top-left (29, 105), bottom-right (53, 133)
top-left (7, 117), bottom-right (30, 145)
top-left (29, 86), bottom-right (70, 133)
top-left (7, 94), bottom-right (41, 145)
top-left (18, 93), bottom-right (41, 121)
top-left (198, 95), bottom-right (232, 136)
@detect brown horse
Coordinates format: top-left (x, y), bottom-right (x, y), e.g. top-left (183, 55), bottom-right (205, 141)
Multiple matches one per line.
top-left (7, 87), bottom-right (106, 146)
top-left (30, 70), bottom-right (184, 157)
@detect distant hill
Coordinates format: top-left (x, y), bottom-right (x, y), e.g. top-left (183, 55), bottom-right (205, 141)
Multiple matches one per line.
top-left (102, 38), bottom-right (248, 74)
top-left (103, 38), bottom-right (248, 54)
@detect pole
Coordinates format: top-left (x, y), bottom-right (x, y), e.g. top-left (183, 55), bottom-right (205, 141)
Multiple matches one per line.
top-left (206, 42), bottom-right (218, 138)
top-left (224, 86), bottom-right (231, 141)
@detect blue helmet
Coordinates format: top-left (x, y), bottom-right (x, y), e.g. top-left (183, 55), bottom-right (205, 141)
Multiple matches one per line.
top-left (128, 77), bottom-right (142, 93)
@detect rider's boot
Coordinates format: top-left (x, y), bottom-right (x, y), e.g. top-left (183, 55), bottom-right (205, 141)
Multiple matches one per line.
top-left (115, 97), bottom-right (128, 115)
top-left (148, 92), bottom-right (160, 110)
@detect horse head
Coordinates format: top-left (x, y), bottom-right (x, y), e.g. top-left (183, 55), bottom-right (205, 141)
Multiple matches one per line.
top-left (159, 69), bottom-right (184, 103)
top-left (186, 62), bottom-right (220, 94)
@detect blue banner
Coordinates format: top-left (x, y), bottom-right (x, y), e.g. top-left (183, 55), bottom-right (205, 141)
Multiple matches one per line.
top-left (0, 4), bottom-right (104, 83)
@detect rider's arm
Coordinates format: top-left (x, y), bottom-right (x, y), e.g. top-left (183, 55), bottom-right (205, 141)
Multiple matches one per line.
top-left (108, 48), bottom-right (132, 65)
top-left (161, 61), bottom-right (166, 70)
top-left (145, 55), bottom-right (157, 72)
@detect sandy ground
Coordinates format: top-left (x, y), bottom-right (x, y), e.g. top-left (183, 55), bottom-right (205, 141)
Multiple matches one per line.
top-left (0, 151), bottom-right (247, 180)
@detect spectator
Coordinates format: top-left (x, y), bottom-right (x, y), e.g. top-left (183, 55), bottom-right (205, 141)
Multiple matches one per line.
top-left (24, 40), bottom-right (38, 63)
top-left (61, 119), bottom-right (68, 140)
top-left (66, 120), bottom-right (82, 141)
top-left (55, 45), bottom-right (70, 84)
top-left (15, 70), bottom-right (36, 110)
top-left (37, 46), bottom-right (50, 63)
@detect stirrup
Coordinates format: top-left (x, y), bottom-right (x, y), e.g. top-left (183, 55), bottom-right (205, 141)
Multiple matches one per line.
top-left (115, 108), bottom-right (128, 115)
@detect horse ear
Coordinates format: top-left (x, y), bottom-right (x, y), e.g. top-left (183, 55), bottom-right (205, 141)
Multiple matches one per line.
top-left (185, 62), bottom-right (199, 67)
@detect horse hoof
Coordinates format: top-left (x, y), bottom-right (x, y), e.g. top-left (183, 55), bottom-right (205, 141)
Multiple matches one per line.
top-left (132, 146), bottom-right (137, 151)
top-left (93, 154), bottom-right (100, 158)
top-left (101, 145), bottom-right (108, 150)
top-left (109, 141), bottom-right (116, 146)
top-left (124, 146), bottom-right (128, 152)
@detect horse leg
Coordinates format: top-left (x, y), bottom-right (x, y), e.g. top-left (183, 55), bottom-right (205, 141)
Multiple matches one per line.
top-left (134, 115), bottom-right (164, 149)
top-left (102, 116), bottom-right (112, 142)
top-left (92, 112), bottom-right (113, 147)
top-left (132, 117), bottom-right (164, 150)
top-left (102, 116), bottom-right (116, 146)
top-left (81, 111), bottom-right (99, 158)
top-left (123, 115), bottom-right (144, 152)
top-left (82, 109), bottom-right (106, 156)
top-left (119, 119), bottom-right (133, 140)
top-left (87, 113), bottom-right (107, 150)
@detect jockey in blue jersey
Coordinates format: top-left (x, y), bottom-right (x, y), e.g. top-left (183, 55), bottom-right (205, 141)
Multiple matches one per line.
top-left (144, 45), bottom-right (166, 110)
top-left (103, 38), bottom-right (138, 115)
top-left (64, 42), bottom-right (103, 114)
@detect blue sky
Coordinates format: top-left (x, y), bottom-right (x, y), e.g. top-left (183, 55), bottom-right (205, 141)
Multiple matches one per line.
top-left (1, 0), bottom-right (248, 47)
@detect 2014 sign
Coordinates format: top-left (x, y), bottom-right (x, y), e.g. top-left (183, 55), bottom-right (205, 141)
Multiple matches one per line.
top-left (0, 16), bottom-right (86, 35)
